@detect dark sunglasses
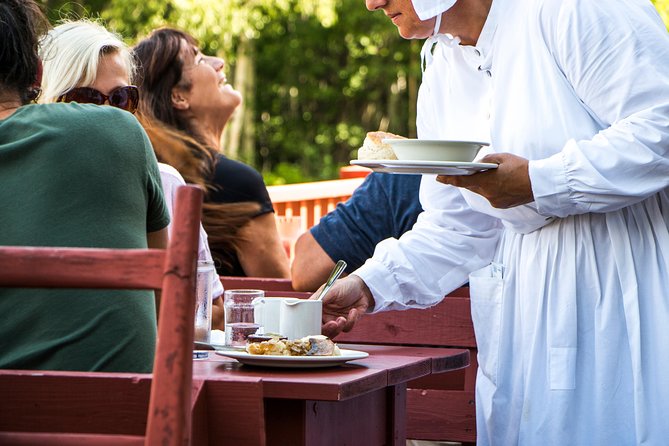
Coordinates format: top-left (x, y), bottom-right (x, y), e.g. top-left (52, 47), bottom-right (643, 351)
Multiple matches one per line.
top-left (57, 85), bottom-right (139, 114)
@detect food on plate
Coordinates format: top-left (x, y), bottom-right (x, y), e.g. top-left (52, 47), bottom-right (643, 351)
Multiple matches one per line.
top-left (246, 334), bottom-right (341, 356)
top-left (357, 131), bottom-right (405, 160)
top-left (247, 334), bottom-right (287, 343)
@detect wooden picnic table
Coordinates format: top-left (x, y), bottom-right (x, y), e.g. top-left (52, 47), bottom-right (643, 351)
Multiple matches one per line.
top-left (219, 278), bottom-right (479, 444)
top-left (192, 344), bottom-right (469, 445)
top-left (0, 344), bottom-right (468, 446)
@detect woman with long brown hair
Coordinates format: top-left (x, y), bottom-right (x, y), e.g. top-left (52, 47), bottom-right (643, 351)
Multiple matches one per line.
top-left (133, 28), bottom-right (289, 278)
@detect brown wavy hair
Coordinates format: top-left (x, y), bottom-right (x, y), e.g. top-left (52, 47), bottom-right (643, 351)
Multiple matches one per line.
top-left (133, 28), bottom-right (259, 267)
top-left (0, 0), bottom-right (49, 104)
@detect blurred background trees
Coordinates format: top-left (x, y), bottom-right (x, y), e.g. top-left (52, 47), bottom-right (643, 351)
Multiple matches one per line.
top-left (39, 0), bottom-right (669, 184)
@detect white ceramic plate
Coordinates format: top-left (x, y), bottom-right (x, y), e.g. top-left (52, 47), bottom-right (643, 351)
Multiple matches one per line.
top-left (214, 348), bottom-right (369, 368)
top-left (382, 139), bottom-right (489, 162)
top-left (351, 159), bottom-right (497, 175)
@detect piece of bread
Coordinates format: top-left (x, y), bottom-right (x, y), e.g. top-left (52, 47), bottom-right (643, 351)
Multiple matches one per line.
top-left (357, 131), bottom-right (405, 160)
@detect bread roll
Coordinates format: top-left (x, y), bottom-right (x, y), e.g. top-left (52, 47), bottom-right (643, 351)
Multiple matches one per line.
top-left (357, 131), bottom-right (405, 160)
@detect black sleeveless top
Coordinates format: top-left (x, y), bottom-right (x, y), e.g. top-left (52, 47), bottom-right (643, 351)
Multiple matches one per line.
top-left (208, 154), bottom-right (274, 276)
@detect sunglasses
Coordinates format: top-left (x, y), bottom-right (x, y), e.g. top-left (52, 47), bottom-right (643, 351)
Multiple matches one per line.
top-left (57, 85), bottom-right (139, 114)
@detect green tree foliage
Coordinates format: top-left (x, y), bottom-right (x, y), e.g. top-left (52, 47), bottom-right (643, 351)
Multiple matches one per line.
top-left (250, 1), bottom-right (420, 182)
top-left (100, 0), bottom-right (419, 183)
top-left (40, 0), bottom-right (109, 22)
top-left (40, 0), bottom-right (418, 183)
top-left (40, 0), bottom-right (669, 184)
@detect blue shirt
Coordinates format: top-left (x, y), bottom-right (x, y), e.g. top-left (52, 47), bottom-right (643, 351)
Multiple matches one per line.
top-left (311, 173), bottom-right (423, 272)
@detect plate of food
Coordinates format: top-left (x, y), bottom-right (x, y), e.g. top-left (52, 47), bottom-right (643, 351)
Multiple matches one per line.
top-left (214, 335), bottom-right (369, 368)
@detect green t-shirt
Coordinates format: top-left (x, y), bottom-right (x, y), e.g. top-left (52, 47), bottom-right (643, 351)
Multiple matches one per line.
top-left (0, 103), bottom-right (170, 372)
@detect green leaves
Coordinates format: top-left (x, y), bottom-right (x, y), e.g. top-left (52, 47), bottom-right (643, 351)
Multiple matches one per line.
top-left (96, 0), bottom-right (418, 183)
top-left (46, 0), bottom-right (669, 184)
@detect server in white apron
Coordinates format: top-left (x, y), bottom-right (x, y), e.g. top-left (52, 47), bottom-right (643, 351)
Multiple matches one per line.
top-left (323, 0), bottom-right (669, 444)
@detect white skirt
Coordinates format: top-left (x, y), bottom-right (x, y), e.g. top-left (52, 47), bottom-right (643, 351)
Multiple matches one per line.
top-left (469, 190), bottom-right (669, 445)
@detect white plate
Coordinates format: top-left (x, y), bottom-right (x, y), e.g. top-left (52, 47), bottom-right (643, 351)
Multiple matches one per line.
top-left (351, 159), bottom-right (498, 175)
top-left (214, 348), bottom-right (369, 368)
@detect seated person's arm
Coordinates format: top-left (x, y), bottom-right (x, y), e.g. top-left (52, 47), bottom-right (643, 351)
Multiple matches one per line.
top-left (147, 227), bottom-right (169, 249)
top-left (212, 297), bottom-right (224, 330)
top-left (291, 173), bottom-right (422, 292)
top-left (147, 227), bottom-right (168, 314)
top-left (236, 212), bottom-right (290, 278)
top-left (292, 231), bottom-right (342, 291)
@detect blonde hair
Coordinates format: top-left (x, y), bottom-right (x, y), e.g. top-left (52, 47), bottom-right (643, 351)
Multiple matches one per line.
top-left (38, 20), bottom-right (135, 103)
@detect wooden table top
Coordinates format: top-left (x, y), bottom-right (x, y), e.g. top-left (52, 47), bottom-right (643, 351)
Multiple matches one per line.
top-left (193, 344), bottom-right (469, 401)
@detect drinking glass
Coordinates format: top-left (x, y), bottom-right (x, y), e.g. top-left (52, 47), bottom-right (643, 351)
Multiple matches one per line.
top-left (224, 289), bottom-right (264, 346)
top-left (194, 260), bottom-right (215, 359)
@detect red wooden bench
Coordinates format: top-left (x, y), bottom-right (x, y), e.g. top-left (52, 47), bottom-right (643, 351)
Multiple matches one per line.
top-left (220, 276), bottom-right (311, 299)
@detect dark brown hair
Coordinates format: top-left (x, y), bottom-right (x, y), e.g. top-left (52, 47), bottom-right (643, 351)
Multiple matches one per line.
top-left (133, 28), bottom-right (259, 267)
top-left (0, 0), bottom-right (49, 103)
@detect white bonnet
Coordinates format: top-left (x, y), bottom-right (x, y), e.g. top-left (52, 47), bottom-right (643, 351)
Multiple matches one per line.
top-left (411, 0), bottom-right (458, 21)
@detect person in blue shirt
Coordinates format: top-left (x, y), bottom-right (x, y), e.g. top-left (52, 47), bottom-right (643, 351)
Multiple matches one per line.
top-left (291, 172), bottom-right (422, 291)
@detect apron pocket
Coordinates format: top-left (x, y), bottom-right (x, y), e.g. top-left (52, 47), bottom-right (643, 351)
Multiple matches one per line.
top-left (469, 263), bottom-right (505, 386)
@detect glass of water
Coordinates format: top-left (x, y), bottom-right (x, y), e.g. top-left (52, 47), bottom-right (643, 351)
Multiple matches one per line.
top-left (193, 260), bottom-right (216, 359)
top-left (224, 289), bottom-right (263, 347)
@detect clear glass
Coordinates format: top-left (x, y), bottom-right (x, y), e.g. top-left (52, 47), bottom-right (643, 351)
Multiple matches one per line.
top-left (194, 260), bottom-right (215, 345)
top-left (224, 289), bottom-right (264, 346)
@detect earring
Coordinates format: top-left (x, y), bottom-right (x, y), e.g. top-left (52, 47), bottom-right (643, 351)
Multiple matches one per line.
top-left (27, 87), bottom-right (42, 103)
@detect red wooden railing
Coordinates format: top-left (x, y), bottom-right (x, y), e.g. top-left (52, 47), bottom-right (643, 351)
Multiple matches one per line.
top-left (267, 177), bottom-right (365, 230)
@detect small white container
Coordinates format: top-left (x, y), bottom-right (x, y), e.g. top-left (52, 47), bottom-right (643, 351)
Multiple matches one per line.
top-left (253, 297), bottom-right (322, 340)
top-left (279, 299), bottom-right (322, 340)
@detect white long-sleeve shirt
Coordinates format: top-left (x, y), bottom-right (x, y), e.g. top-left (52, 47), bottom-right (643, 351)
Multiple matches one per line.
top-left (358, 0), bottom-right (669, 308)
top-left (355, 0), bottom-right (669, 443)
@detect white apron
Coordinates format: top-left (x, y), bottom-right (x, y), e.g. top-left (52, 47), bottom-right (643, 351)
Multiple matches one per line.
top-left (463, 1), bottom-right (669, 443)
top-left (470, 199), bottom-right (669, 445)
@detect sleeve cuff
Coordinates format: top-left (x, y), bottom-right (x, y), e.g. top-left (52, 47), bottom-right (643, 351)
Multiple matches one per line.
top-left (353, 260), bottom-right (403, 314)
top-left (528, 147), bottom-right (572, 217)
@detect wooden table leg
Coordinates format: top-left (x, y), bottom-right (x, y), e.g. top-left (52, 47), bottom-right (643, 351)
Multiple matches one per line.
top-left (387, 383), bottom-right (407, 446)
top-left (264, 385), bottom-right (407, 446)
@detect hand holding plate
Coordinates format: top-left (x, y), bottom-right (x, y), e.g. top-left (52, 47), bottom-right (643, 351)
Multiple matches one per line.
top-left (436, 152), bottom-right (534, 209)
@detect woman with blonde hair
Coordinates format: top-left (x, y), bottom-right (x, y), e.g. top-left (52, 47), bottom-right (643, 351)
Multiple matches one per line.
top-left (133, 28), bottom-right (290, 278)
top-left (38, 20), bottom-right (137, 110)
top-left (38, 20), bottom-right (226, 325)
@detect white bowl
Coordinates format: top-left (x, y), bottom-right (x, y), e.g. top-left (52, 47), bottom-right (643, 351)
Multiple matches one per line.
top-left (383, 139), bottom-right (489, 162)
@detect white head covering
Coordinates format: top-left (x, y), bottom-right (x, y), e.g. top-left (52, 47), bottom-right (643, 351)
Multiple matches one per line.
top-left (411, 0), bottom-right (457, 21)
